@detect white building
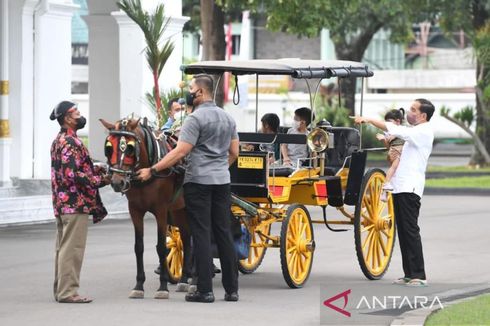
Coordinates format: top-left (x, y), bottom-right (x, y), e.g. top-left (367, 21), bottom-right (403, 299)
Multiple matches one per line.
top-left (0, 0), bottom-right (188, 186)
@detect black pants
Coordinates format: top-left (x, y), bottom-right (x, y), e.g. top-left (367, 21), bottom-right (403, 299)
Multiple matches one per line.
top-left (393, 193), bottom-right (426, 280)
top-left (183, 183), bottom-right (238, 294)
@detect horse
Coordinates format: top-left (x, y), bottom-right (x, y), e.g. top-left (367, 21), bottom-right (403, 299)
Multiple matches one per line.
top-left (100, 117), bottom-right (192, 299)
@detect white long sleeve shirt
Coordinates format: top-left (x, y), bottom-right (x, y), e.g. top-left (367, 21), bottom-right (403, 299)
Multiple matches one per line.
top-left (385, 122), bottom-right (434, 197)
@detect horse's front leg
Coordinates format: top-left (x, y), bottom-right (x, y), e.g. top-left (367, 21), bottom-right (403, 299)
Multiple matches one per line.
top-left (155, 209), bottom-right (170, 299)
top-left (129, 209), bottom-right (145, 299)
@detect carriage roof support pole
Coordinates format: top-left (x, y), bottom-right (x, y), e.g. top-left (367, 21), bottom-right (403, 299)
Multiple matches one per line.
top-left (255, 74), bottom-right (259, 132)
top-left (213, 73), bottom-right (224, 104)
top-left (359, 77), bottom-right (365, 150)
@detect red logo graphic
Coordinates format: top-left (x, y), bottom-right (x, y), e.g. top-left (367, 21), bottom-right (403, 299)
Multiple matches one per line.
top-left (323, 289), bottom-right (351, 317)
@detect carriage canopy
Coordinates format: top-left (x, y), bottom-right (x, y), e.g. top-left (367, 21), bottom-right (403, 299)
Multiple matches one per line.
top-left (182, 58), bottom-right (373, 79)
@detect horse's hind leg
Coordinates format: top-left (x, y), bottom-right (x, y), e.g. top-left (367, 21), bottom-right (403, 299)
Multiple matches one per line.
top-left (155, 210), bottom-right (170, 299)
top-left (129, 210), bottom-right (145, 299)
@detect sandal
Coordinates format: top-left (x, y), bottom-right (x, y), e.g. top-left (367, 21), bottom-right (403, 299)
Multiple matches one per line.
top-left (58, 295), bottom-right (93, 303)
top-left (393, 277), bottom-right (411, 285)
top-left (406, 279), bottom-right (428, 287)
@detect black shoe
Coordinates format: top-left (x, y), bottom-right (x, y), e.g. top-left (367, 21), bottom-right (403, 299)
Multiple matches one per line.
top-left (224, 292), bottom-right (239, 302)
top-left (213, 264), bottom-right (221, 274)
top-left (185, 291), bottom-right (215, 303)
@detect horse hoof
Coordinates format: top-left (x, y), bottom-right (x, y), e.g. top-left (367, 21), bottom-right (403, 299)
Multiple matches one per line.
top-left (129, 290), bottom-right (144, 299)
top-left (176, 283), bottom-right (189, 292)
top-left (188, 285), bottom-right (197, 294)
top-left (154, 290), bottom-right (169, 299)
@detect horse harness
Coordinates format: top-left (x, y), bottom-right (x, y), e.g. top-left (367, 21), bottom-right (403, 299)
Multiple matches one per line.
top-left (105, 118), bottom-right (181, 193)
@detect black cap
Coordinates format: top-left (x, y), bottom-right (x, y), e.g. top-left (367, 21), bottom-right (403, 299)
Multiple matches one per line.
top-left (50, 101), bottom-right (76, 121)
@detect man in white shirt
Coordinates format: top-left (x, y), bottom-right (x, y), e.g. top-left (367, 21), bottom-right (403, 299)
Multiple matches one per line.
top-left (352, 98), bottom-right (435, 287)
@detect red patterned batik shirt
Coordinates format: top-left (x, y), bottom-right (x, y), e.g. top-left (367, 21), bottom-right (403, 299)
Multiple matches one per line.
top-left (50, 127), bottom-right (107, 223)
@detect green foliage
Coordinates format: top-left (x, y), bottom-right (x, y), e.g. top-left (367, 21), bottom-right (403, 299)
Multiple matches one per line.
top-left (220, 0), bottom-right (436, 43)
top-left (453, 106), bottom-right (475, 127)
top-left (315, 103), bottom-right (353, 127)
top-left (361, 125), bottom-right (381, 149)
top-left (117, 0), bottom-right (175, 78)
top-left (441, 105), bottom-right (475, 127)
top-left (474, 22), bottom-right (490, 67)
top-left (144, 88), bottom-right (183, 127)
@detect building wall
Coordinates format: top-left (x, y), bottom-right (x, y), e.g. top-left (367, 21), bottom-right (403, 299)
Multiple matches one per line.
top-left (254, 27), bottom-right (321, 60)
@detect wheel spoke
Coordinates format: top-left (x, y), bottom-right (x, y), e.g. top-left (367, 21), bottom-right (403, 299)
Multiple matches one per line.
top-left (380, 228), bottom-right (390, 238)
top-left (375, 234), bottom-right (383, 268)
top-left (362, 229), bottom-right (374, 251)
top-left (378, 233), bottom-right (388, 256)
top-left (371, 233), bottom-right (378, 269)
top-left (361, 211), bottom-right (375, 225)
top-left (299, 222), bottom-right (308, 239)
top-left (361, 224), bottom-right (374, 233)
top-left (378, 201), bottom-right (387, 216)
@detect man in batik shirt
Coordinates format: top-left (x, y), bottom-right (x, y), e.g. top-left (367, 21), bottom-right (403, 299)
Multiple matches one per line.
top-left (50, 101), bottom-right (110, 303)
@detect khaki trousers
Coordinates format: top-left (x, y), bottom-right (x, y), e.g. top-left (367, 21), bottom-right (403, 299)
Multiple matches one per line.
top-left (53, 213), bottom-right (88, 301)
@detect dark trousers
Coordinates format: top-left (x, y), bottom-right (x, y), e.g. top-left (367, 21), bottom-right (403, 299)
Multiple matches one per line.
top-left (183, 183), bottom-right (238, 294)
top-left (393, 193), bottom-right (426, 280)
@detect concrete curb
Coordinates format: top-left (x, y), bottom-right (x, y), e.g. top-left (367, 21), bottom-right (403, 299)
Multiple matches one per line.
top-left (390, 284), bottom-right (490, 326)
top-left (424, 187), bottom-right (490, 196)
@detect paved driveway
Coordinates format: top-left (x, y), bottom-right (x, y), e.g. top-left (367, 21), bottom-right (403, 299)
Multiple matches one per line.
top-left (0, 195), bottom-right (488, 326)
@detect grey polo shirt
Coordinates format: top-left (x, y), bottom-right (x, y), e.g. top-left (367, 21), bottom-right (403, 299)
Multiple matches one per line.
top-left (179, 101), bottom-right (238, 185)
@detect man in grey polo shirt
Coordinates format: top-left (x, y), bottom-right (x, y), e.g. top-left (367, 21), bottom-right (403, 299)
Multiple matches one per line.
top-left (137, 74), bottom-right (240, 303)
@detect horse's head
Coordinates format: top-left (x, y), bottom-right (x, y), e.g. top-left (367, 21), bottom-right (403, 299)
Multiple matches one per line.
top-left (100, 117), bottom-right (143, 193)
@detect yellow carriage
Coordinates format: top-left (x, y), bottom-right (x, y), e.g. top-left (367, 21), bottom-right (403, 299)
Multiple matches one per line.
top-left (165, 59), bottom-right (395, 288)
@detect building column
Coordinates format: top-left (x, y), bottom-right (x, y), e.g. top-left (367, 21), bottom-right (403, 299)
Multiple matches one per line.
top-left (8, 0), bottom-right (38, 180)
top-left (32, 0), bottom-right (78, 179)
top-left (0, 0), bottom-right (12, 187)
top-left (84, 13), bottom-right (121, 162)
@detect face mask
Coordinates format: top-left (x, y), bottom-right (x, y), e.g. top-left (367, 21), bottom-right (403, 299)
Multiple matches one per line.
top-left (406, 112), bottom-right (417, 125)
top-left (75, 116), bottom-right (87, 130)
top-left (293, 120), bottom-right (301, 130)
top-left (186, 92), bottom-right (197, 106)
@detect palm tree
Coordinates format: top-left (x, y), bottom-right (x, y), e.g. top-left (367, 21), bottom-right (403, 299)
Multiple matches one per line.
top-left (117, 0), bottom-right (175, 127)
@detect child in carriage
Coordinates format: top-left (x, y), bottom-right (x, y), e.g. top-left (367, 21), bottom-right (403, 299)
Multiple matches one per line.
top-left (377, 108), bottom-right (405, 201)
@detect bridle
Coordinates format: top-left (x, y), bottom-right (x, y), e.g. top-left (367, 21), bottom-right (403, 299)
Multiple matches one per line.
top-left (105, 118), bottom-right (173, 193)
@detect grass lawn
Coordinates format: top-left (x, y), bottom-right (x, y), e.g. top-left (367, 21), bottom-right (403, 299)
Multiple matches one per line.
top-left (425, 176), bottom-right (490, 189)
top-left (425, 294), bottom-right (490, 326)
top-left (427, 165), bottom-right (490, 173)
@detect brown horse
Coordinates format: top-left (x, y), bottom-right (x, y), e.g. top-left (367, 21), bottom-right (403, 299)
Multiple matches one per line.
top-left (100, 117), bottom-right (192, 299)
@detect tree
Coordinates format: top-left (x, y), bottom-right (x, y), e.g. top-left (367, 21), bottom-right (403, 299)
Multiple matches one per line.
top-left (184, 0), bottom-right (244, 107)
top-left (437, 0), bottom-right (490, 165)
top-left (117, 0), bottom-right (174, 127)
top-left (441, 106), bottom-right (490, 164)
top-left (200, 0), bottom-right (226, 107)
top-left (220, 0), bottom-right (435, 114)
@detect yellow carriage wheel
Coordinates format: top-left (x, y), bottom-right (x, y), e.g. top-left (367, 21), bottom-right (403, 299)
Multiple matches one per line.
top-left (238, 222), bottom-right (271, 274)
top-left (280, 204), bottom-right (315, 288)
top-left (166, 226), bottom-right (183, 284)
top-left (354, 168), bottom-right (396, 280)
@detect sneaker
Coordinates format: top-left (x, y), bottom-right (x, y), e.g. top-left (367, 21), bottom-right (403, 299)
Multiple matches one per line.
top-left (406, 279), bottom-right (428, 287)
top-left (381, 190), bottom-right (388, 202)
top-left (382, 182), bottom-right (394, 192)
top-left (224, 292), bottom-right (239, 302)
top-left (185, 291), bottom-right (215, 303)
top-left (393, 277), bottom-right (411, 285)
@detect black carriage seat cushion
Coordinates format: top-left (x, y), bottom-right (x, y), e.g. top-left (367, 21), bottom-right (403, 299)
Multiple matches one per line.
top-left (324, 127), bottom-right (360, 174)
top-left (237, 132), bottom-right (307, 145)
top-left (269, 166), bottom-right (295, 177)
